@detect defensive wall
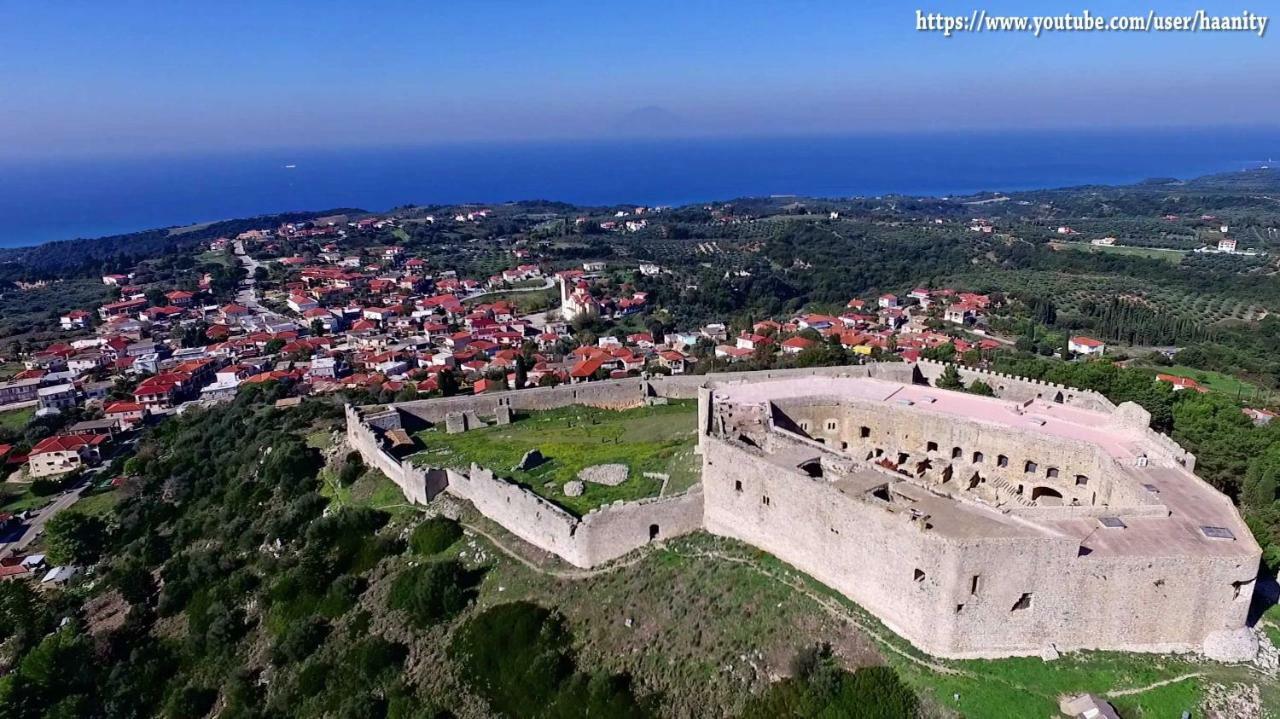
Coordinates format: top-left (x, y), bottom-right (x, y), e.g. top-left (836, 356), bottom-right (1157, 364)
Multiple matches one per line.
top-left (343, 360), bottom-right (1249, 658)
top-left (700, 375), bottom-right (1256, 659)
top-left (345, 361), bottom-right (1116, 569)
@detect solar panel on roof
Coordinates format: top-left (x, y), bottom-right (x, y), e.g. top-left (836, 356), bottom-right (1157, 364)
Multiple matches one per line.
top-left (1099, 516), bottom-right (1126, 529)
top-left (1142, 483), bottom-right (1160, 493)
top-left (1201, 526), bottom-right (1235, 540)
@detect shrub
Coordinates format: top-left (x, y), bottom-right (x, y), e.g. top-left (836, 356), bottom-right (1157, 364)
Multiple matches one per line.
top-left (739, 661), bottom-right (918, 719)
top-left (338, 451), bottom-right (364, 486)
top-left (450, 601), bottom-right (654, 718)
top-left (409, 517), bottom-right (463, 556)
top-left (388, 560), bottom-right (478, 628)
top-left (29, 477), bottom-right (65, 497)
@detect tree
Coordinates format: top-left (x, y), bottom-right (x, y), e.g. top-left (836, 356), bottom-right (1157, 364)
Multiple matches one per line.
top-left (438, 369), bottom-right (460, 397)
top-left (936, 364), bottom-right (964, 390)
top-left (513, 355), bottom-right (529, 390)
top-left (967, 379), bottom-right (996, 396)
top-left (44, 513), bottom-right (107, 566)
top-left (394, 383), bottom-right (419, 403)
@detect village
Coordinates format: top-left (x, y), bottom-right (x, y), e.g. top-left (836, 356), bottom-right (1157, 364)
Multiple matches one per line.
top-left (0, 204), bottom-right (1267, 587)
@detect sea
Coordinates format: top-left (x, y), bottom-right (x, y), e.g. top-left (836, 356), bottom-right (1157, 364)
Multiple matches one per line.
top-left (1, 127), bottom-right (1277, 248)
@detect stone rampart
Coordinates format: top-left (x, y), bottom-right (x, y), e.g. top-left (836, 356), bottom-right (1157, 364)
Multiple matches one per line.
top-left (344, 404), bottom-right (446, 504)
top-left (441, 463), bottom-right (702, 568)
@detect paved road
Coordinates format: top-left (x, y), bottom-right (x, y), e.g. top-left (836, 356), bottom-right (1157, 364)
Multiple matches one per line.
top-left (1, 484), bottom-right (87, 556)
top-left (233, 240), bottom-right (265, 311)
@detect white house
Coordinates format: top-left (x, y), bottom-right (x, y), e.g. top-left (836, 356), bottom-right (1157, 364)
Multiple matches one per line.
top-left (1068, 336), bottom-right (1106, 357)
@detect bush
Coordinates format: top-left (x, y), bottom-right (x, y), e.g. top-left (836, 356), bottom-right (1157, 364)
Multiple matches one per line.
top-left (43, 512), bottom-right (107, 566)
top-left (338, 451), bottom-right (364, 487)
top-left (739, 661), bottom-right (918, 719)
top-left (450, 602), bottom-right (654, 718)
top-left (388, 560), bottom-right (478, 628)
top-left (409, 517), bottom-right (463, 556)
top-left (29, 477), bottom-right (66, 497)
top-left (162, 684), bottom-right (217, 719)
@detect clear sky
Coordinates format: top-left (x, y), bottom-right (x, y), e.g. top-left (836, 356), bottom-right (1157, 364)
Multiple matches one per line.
top-left (1, 0), bottom-right (1275, 157)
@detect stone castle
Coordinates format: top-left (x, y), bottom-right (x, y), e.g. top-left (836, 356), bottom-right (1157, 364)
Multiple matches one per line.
top-left (345, 361), bottom-right (1261, 660)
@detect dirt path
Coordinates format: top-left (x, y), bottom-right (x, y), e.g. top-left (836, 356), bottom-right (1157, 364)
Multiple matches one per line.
top-left (1110, 672), bottom-right (1206, 697)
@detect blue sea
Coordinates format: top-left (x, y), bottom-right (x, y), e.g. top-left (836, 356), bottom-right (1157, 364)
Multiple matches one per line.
top-left (2, 128), bottom-right (1277, 248)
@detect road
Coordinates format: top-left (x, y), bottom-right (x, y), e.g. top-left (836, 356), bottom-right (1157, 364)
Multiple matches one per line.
top-left (232, 240), bottom-right (265, 311)
top-left (1, 483), bottom-right (87, 556)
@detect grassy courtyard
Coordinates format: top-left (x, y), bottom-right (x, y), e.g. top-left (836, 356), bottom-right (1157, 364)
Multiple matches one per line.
top-left (412, 400), bottom-right (699, 515)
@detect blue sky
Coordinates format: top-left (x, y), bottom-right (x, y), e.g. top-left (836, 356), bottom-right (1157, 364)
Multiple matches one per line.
top-left (0, 1), bottom-right (1274, 157)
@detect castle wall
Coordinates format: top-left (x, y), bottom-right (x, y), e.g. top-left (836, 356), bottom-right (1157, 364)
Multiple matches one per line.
top-left (701, 435), bottom-right (1255, 658)
top-left (344, 405), bottom-right (446, 504)
top-left (442, 463), bottom-right (703, 568)
top-left (774, 397), bottom-right (1151, 508)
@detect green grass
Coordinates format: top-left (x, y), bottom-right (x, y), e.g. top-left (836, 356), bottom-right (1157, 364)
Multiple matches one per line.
top-left (320, 467), bottom-right (413, 516)
top-left (70, 487), bottom-right (122, 518)
top-left (304, 429), bottom-right (334, 450)
top-left (0, 406), bottom-right (34, 432)
top-left (1053, 241), bottom-right (1187, 264)
top-left (0, 482), bottom-right (50, 513)
top-left (195, 250), bottom-right (235, 268)
top-left (1135, 364), bottom-right (1261, 397)
top-left (0, 362), bottom-right (22, 380)
top-left (464, 287), bottom-right (555, 314)
top-left (412, 401), bottom-right (699, 515)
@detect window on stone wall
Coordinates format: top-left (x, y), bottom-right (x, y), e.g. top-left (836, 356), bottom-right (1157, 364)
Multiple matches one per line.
top-left (951, 447), bottom-right (963, 459)
top-left (734, 480), bottom-right (742, 492)
top-left (913, 568), bottom-right (925, 582)
top-left (1046, 467), bottom-right (1059, 479)
top-left (762, 495), bottom-right (771, 506)
top-left (955, 603), bottom-right (965, 613)
top-left (970, 575), bottom-right (981, 595)
top-left (927, 441), bottom-right (939, 452)
top-left (1024, 460), bottom-right (1038, 474)
top-left (826, 420), bottom-right (838, 431)
top-left (1075, 475), bottom-right (1089, 486)
top-left (800, 421), bottom-right (809, 432)
top-left (897, 452), bottom-right (910, 466)
top-left (860, 426), bottom-right (871, 438)
top-left (972, 451), bottom-right (984, 463)
top-left (1011, 592), bottom-right (1033, 611)
top-left (997, 455), bottom-right (1009, 467)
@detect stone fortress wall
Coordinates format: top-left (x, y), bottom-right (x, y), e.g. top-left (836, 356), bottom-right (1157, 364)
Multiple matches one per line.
top-left (344, 361), bottom-right (1251, 659)
top-left (700, 374), bottom-right (1257, 660)
top-left (346, 362), bottom-right (1116, 569)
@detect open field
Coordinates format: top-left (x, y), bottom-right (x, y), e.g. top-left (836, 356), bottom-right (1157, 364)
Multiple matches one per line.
top-left (464, 287), bottom-right (556, 314)
top-left (0, 481), bottom-right (50, 513)
top-left (1051, 241), bottom-right (1188, 264)
top-left (411, 400), bottom-right (699, 515)
top-left (1134, 364), bottom-right (1265, 398)
top-left (0, 406), bottom-right (33, 432)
